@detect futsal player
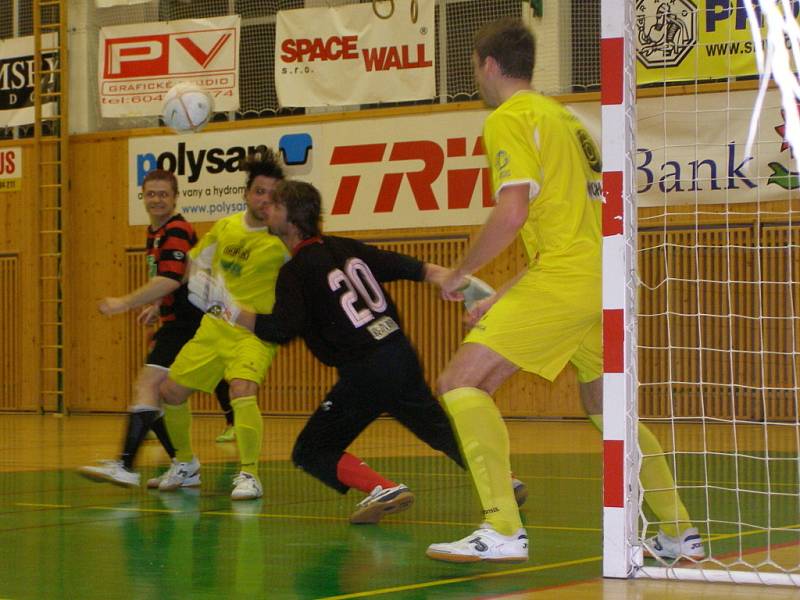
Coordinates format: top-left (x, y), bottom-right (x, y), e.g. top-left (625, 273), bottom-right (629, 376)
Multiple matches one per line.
top-left (78, 169), bottom-right (230, 488)
top-left (425, 18), bottom-right (704, 563)
top-left (157, 150), bottom-right (288, 500)
top-left (189, 179), bottom-right (528, 523)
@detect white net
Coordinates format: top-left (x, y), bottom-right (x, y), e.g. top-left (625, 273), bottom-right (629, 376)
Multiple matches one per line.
top-left (633, 0), bottom-right (800, 586)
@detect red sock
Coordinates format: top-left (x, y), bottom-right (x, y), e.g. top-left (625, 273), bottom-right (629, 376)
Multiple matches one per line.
top-left (336, 452), bottom-right (396, 493)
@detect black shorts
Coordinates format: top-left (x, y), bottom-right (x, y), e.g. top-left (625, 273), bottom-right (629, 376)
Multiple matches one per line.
top-left (145, 321), bottom-right (201, 369)
top-left (292, 336), bottom-right (463, 492)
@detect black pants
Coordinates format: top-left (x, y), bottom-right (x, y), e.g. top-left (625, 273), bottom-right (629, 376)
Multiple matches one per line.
top-left (291, 337), bottom-right (465, 493)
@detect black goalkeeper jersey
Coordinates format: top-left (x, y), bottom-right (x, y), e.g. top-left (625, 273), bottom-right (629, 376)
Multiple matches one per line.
top-left (253, 235), bottom-right (425, 367)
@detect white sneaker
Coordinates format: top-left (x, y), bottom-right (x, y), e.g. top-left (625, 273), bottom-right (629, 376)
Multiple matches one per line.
top-left (231, 472), bottom-right (263, 500)
top-left (427, 525), bottom-right (529, 563)
top-left (512, 478), bottom-right (528, 507)
top-left (78, 460), bottom-right (140, 487)
top-left (146, 459), bottom-right (179, 489)
top-left (643, 527), bottom-right (705, 560)
top-left (350, 484), bottom-right (415, 524)
top-left (158, 457), bottom-right (201, 491)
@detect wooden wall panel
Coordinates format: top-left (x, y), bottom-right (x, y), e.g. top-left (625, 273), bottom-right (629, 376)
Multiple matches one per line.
top-left (0, 141), bottom-right (42, 412)
top-left (64, 132), bottom-right (583, 417)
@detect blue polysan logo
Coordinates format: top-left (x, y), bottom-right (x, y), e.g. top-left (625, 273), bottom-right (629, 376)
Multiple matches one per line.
top-left (134, 132), bottom-right (314, 185)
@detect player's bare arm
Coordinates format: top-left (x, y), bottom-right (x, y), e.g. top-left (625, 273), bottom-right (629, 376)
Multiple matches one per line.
top-left (98, 276), bottom-right (180, 316)
top-left (442, 183), bottom-right (531, 297)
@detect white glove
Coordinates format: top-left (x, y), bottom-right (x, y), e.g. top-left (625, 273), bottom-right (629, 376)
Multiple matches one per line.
top-left (460, 275), bottom-right (495, 311)
top-left (187, 270), bottom-right (241, 325)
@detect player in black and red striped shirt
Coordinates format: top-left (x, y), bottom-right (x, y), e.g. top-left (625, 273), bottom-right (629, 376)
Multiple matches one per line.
top-left (79, 169), bottom-right (232, 488)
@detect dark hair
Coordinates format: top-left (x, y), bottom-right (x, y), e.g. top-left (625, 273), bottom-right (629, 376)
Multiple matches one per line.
top-left (242, 148), bottom-right (285, 189)
top-left (274, 180), bottom-right (322, 239)
top-left (142, 168), bottom-right (178, 195)
top-left (474, 18), bottom-right (535, 81)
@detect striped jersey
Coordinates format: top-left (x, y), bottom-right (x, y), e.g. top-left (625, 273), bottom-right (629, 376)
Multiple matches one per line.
top-left (146, 213), bottom-right (201, 323)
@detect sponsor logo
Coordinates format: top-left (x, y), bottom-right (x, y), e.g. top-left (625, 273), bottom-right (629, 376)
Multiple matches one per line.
top-left (636, 0), bottom-right (697, 69)
top-left (279, 35), bottom-right (432, 73)
top-left (136, 134), bottom-right (313, 186)
top-left (768, 105), bottom-right (800, 189)
top-left (328, 137), bottom-right (492, 215)
top-left (103, 29), bottom-right (236, 79)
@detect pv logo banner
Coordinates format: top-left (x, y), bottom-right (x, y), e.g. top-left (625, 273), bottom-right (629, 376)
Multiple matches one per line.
top-left (98, 15), bottom-right (240, 118)
top-left (275, 0), bottom-right (435, 107)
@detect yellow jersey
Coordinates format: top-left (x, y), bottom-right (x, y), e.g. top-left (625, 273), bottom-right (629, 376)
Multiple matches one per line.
top-left (483, 90), bottom-right (602, 284)
top-left (190, 212), bottom-right (288, 314)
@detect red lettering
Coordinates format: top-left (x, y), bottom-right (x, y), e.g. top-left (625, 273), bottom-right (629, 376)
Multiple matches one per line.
top-left (330, 144), bottom-right (386, 214)
top-left (176, 33), bottom-right (231, 68)
top-left (374, 141), bottom-right (442, 212)
top-left (0, 151), bottom-right (15, 175)
top-left (362, 44), bottom-right (432, 71)
top-left (281, 36), bottom-right (360, 63)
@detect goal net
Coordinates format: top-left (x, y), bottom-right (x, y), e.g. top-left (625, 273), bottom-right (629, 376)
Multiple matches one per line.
top-left (605, 0), bottom-right (800, 587)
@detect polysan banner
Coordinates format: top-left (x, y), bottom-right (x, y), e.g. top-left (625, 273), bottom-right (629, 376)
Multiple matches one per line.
top-left (275, 0), bottom-right (435, 107)
top-left (635, 0), bottom-right (798, 84)
top-left (98, 15), bottom-right (240, 117)
top-left (0, 34), bottom-right (58, 127)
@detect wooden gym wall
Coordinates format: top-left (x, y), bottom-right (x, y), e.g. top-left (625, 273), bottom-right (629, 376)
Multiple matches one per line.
top-left (2, 111), bottom-right (798, 420)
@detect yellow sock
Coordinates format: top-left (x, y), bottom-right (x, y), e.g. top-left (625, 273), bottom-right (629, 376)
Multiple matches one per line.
top-left (588, 414), bottom-right (692, 537)
top-left (163, 402), bottom-right (193, 462)
top-left (441, 387), bottom-right (522, 536)
top-left (232, 395), bottom-right (262, 476)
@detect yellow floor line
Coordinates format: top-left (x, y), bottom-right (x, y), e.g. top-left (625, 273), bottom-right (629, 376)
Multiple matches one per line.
top-left (15, 502), bottom-right (70, 509)
top-left (314, 555), bottom-right (602, 600)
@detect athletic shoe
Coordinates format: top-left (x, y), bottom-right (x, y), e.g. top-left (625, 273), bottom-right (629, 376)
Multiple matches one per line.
top-left (78, 460), bottom-right (140, 487)
top-left (643, 527), bottom-right (705, 561)
top-left (231, 472), bottom-right (263, 500)
top-left (426, 525), bottom-right (529, 563)
top-left (146, 459), bottom-right (179, 489)
top-left (350, 484), bottom-right (415, 524)
top-left (512, 478), bottom-right (528, 507)
top-left (215, 426), bottom-right (236, 443)
top-left (158, 457), bottom-right (201, 491)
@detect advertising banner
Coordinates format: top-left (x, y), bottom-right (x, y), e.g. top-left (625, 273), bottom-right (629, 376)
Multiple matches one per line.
top-left (275, 0), bottom-right (435, 107)
top-left (635, 0), bottom-right (794, 85)
top-left (0, 34), bottom-right (58, 127)
top-left (98, 15), bottom-right (240, 117)
top-left (129, 88), bottom-right (798, 229)
top-left (0, 147), bottom-right (22, 193)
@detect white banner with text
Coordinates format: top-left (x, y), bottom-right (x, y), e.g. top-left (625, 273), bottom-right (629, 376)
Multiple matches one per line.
top-left (275, 0), bottom-right (435, 107)
top-left (98, 15), bottom-right (240, 118)
top-left (128, 89), bottom-right (800, 228)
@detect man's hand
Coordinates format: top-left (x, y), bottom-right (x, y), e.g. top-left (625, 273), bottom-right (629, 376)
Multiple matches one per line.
top-left (187, 271), bottom-right (241, 325)
top-left (137, 304), bottom-right (160, 326)
top-left (98, 296), bottom-right (129, 316)
top-left (460, 276), bottom-right (495, 311)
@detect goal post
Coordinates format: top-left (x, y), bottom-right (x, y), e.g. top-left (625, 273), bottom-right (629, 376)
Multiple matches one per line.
top-left (604, 0), bottom-right (800, 587)
top-left (601, 0), bottom-right (641, 579)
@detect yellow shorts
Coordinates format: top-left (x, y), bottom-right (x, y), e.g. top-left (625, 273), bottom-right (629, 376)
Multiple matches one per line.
top-left (465, 270), bottom-right (602, 383)
top-left (168, 315), bottom-right (278, 393)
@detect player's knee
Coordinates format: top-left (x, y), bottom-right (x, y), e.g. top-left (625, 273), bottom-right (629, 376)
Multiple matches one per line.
top-left (291, 437), bottom-right (312, 470)
top-left (159, 379), bottom-right (182, 405)
top-left (229, 378), bottom-right (257, 399)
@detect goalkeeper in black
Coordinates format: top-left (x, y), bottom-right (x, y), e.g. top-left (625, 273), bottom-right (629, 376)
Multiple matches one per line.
top-left (230, 180), bottom-right (527, 524)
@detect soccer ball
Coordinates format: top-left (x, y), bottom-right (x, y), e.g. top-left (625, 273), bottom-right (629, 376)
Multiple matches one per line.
top-left (161, 83), bottom-right (214, 133)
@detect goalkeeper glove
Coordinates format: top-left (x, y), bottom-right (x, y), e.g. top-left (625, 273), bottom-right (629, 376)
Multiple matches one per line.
top-left (187, 270), bottom-right (241, 325)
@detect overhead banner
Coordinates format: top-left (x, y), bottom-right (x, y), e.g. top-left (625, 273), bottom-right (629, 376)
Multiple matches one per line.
top-left (128, 88), bottom-right (798, 229)
top-left (0, 34), bottom-right (58, 127)
top-left (98, 15), bottom-right (240, 117)
top-left (635, 0), bottom-right (794, 84)
top-left (275, 0), bottom-right (435, 107)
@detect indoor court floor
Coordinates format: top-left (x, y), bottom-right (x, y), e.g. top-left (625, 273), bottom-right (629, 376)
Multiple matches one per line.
top-left (0, 414), bottom-right (798, 599)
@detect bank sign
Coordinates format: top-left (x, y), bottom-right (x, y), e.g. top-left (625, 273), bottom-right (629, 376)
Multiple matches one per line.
top-left (128, 88), bottom-right (798, 229)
